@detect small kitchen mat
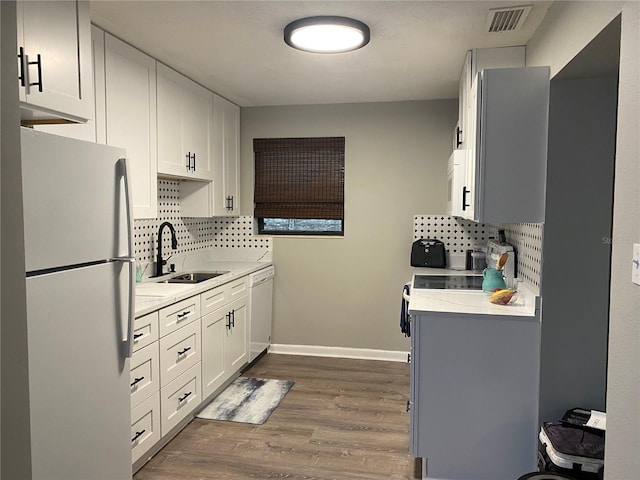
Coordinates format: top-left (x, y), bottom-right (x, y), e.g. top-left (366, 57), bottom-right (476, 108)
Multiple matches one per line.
top-left (196, 377), bottom-right (294, 425)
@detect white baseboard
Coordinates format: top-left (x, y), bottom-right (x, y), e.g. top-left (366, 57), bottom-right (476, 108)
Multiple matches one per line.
top-left (269, 344), bottom-right (410, 362)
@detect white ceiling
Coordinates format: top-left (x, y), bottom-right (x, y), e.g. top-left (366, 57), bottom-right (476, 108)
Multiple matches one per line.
top-left (90, 1), bottom-right (553, 107)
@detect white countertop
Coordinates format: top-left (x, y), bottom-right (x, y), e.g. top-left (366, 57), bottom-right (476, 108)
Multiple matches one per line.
top-left (408, 270), bottom-right (540, 318)
top-left (135, 260), bottom-right (272, 317)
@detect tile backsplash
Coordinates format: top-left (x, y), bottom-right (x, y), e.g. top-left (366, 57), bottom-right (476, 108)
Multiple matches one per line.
top-left (133, 180), bottom-right (271, 265)
top-left (414, 215), bottom-right (543, 289)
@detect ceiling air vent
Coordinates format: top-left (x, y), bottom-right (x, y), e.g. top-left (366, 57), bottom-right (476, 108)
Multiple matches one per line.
top-left (485, 5), bottom-right (532, 33)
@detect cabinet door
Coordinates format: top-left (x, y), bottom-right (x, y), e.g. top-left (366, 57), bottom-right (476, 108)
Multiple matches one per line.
top-left (201, 308), bottom-right (227, 399)
top-left (225, 296), bottom-right (249, 373)
top-left (17, 0), bottom-right (92, 122)
top-left (157, 64), bottom-right (213, 181)
top-left (104, 33), bottom-right (157, 219)
top-left (182, 80), bottom-right (213, 180)
top-left (157, 64), bottom-right (186, 177)
top-left (35, 24), bottom-right (104, 142)
top-left (211, 94), bottom-right (241, 216)
top-left (456, 51), bottom-right (471, 149)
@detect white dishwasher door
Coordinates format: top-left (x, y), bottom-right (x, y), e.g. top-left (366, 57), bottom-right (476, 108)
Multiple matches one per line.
top-left (249, 266), bottom-right (274, 362)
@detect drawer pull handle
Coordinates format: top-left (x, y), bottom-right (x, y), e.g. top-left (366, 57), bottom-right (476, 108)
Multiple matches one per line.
top-left (131, 429), bottom-right (146, 443)
top-left (406, 400), bottom-right (412, 413)
top-left (178, 391), bottom-right (192, 403)
top-left (177, 347), bottom-right (191, 356)
top-left (133, 332), bottom-right (144, 341)
top-left (177, 311), bottom-right (191, 320)
top-left (131, 376), bottom-right (144, 387)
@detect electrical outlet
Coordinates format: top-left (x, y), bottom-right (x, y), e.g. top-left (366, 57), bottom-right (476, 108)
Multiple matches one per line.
top-left (633, 244), bottom-right (640, 286)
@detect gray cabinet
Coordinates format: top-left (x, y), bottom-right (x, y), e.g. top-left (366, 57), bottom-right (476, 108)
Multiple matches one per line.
top-left (466, 67), bottom-right (550, 223)
top-left (409, 311), bottom-right (541, 480)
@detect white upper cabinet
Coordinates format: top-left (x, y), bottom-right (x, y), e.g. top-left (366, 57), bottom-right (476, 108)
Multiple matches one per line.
top-left (103, 32), bottom-right (158, 219)
top-left (17, 0), bottom-right (92, 123)
top-left (211, 94), bottom-right (241, 216)
top-left (157, 64), bottom-right (213, 181)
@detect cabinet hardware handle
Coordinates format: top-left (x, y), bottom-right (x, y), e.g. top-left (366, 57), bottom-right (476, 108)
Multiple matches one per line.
top-left (407, 353), bottom-right (411, 364)
top-left (225, 312), bottom-right (231, 330)
top-left (462, 187), bottom-right (470, 211)
top-left (231, 309), bottom-right (235, 328)
top-left (177, 310), bottom-right (191, 320)
top-left (192, 152), bottom-right (196, 171)
top-left (28, 54), bottom-right (43, 92)
top-left (133, 332), bottom-right (144, 341)
top-left (178, 391), bottom-right (192, 403)
top-left (185, 152), bottom-right (191, 171)
top-left (18, 47), bottom-right (26, 86)
top-left (131, 429), bottom-right (146, 443)
top-left (131, 376), bottom-right (144, 387)
top-left (456, 126), bottom-right (463, 148)
top-left (406, 400), bottom-right (412, 413)
top-left (177, 347), bottom-right (191, 356)
top-left (230, 196), bottom-right (234, 211)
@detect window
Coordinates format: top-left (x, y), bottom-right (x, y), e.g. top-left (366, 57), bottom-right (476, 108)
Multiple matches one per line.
top-left (253, 137), bottom-right (345, 236)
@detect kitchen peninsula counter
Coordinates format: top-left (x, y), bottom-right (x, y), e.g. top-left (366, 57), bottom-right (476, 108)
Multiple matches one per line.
top-left (408, 279), bottom-right (540, 318)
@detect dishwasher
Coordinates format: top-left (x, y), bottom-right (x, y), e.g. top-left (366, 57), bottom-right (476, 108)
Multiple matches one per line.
top-left (248, 266), bottom-right (275, 362)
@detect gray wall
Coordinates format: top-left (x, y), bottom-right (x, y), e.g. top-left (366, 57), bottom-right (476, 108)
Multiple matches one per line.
top-left (527, 2), bottom-right (639, 478)
top-left (540, 76), bottom-right (617, 422)
top-left (240, 101), bottom-right (457, 352)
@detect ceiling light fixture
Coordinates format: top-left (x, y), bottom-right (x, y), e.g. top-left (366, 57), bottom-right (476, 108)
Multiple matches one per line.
top-left (284, 16), bottom-right (370, 54)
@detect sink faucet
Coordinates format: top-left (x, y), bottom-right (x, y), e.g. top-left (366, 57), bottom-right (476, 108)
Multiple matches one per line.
top-left (155, 221), bottom-right (178, 277)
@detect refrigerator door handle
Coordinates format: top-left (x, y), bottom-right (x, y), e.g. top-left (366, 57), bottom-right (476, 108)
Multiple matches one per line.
top-left (118, 157), bottom-right (136, 358)
top-left (115, 256), bottom-right (136, 358)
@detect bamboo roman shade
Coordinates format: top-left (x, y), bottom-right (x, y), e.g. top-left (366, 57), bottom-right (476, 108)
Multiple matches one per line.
top-left (253, 137), bottom-right (345, 220)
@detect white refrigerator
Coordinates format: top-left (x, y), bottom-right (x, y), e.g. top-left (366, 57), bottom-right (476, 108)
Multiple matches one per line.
top-left (21, 128), bottom-right (134, 479)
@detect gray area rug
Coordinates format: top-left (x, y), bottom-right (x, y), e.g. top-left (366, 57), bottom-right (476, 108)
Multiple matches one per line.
top-left (196, 377), bottom-right (294, 425)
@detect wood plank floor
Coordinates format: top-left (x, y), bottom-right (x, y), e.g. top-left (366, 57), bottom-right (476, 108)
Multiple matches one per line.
top-left (134, 353), bottom-right (419, 479)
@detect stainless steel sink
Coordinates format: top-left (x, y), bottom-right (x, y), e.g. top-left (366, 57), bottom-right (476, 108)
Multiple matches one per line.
top-left (156, 271), bottom-right (229, 284)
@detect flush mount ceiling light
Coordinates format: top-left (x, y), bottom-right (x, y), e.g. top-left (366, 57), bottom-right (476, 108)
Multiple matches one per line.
top-left (284, 16), bottom-right (370, 53)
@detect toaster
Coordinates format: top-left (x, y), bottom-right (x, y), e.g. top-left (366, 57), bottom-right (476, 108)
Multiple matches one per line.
top-left (411, 239), bottom-right (446, 268)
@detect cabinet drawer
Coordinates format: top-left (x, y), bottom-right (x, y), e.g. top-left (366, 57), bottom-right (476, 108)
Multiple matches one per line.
top-left (160, 363), bottom-right (202, 435)
top-left (227, 276), bottom-right (248, 301)
top-left (133, 312), bottom-right (159, 352)
top-left (159, 319), bottom-right (201, 387)
top-left (131, 393), bottom-right (161, 464)
top-left (130, 343), bottom-right (160, 409)
top-left (200, 285), bottom-right (226, 316)
top-left (158, 295), bottom-right (200, 337)
top-left (201, 276), bottom-right (248, 317)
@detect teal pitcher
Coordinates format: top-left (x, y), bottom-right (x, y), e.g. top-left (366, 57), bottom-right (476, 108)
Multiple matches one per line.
top-left (482, 267), bottom-right (506, 292)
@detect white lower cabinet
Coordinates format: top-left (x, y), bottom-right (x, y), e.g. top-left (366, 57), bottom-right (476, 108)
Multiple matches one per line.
top-left (132, 275), bottom-right (254, 470)
top-left (131, 393), bottom-right (161, 464)
top-left (201, 277), bottom-right (249, 400)
top-left (130, 343), bottom-right (160, 409)
top-left (224, 297), bottom-right (249, 374)
top-left (201, 306), bottom-right (226, 398)
top-left (159, 318), bottom-right (201, 387)
top-left (160, 363), bottom-right (202, 435)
